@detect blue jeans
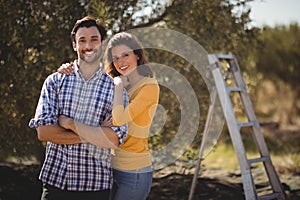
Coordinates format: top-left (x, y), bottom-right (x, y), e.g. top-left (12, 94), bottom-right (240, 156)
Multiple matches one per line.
top-left (110, 166), bottom-right (152, 200)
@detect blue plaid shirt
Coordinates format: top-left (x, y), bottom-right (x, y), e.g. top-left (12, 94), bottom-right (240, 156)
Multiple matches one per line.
top-left (29, 63), bottom-right (128, 191)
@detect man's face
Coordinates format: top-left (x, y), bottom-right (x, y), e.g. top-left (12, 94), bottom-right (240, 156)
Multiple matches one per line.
top-left (73, 26), bottom-right (103, 64)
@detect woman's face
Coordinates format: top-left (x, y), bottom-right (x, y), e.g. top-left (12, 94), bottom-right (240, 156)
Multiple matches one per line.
top-left (111, 44), bottom-right (139, 75)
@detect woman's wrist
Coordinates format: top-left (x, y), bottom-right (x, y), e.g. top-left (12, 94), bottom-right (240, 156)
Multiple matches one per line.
top-left (114, 84), bottom-right (124, 92)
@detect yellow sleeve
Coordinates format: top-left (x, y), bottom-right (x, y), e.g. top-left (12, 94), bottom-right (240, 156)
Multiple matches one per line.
top-left (112, 83), bottom-right (159, 126)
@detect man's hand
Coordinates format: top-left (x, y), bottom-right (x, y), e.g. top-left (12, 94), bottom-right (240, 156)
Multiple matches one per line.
top-left (59, 115), bottom-right (76, 133)
top-left (58, 115), bottom-right (119, 148)
top-left (102, 114), bottom-right (112, 127)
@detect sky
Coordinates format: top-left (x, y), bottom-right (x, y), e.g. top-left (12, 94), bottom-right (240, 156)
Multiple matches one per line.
top-left (248, 0), bottom-right (300, 27)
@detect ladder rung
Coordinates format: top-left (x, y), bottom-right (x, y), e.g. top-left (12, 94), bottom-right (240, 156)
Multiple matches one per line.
top-left (216, 54), bottom-right (235, 60)
top-left (258, 192), bottom-right (284, 200)
top-left (248, 156), bottom-right (269, 165)
top-left (237, 121), bottom-right (256, 129)
top-left (227, 86), bottom-right (245, 93)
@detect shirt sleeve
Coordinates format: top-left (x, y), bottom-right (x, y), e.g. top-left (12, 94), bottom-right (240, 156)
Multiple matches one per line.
top-left (109, 88), bottom-right (129, 144)
top-left (29, 73), bottom-right (63, 128)
top-left (112, 83), bottom-right (159, 126)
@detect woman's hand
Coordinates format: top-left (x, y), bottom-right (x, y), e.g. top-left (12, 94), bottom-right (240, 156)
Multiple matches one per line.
top-left (114, 76), bottom-right (129, 88)
top-left (113, 76), bottom-right (123, 86)
top-left (58, 62), bottom-right (74, 75)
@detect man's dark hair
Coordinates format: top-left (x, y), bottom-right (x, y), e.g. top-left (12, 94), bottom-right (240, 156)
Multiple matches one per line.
top-left (71, 16), bottom-right (107, 42)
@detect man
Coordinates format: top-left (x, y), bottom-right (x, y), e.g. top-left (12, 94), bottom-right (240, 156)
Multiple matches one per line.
top-left (29, 16), bottom-right (128, 200)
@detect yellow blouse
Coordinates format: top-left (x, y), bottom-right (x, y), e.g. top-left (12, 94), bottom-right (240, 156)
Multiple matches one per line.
top-left (112, 77), bottom-right (159, 170)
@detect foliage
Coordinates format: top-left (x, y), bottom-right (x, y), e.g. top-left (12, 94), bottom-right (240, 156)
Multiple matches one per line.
top-left (136, 0), bottom-right (260, 155)
top-left (0, 0), bottom-right (86, 160)
top-left (1, 0), bottom-right (297, 164)
top-left (256, 23), bottom-right (300, 85)
top-left (86, 0), bottom-right (167, 34)
top-left (254, 23), bottom-right (300, 124)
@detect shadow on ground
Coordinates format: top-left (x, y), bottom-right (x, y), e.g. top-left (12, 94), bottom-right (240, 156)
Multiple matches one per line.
top-left (0, 162), bottom-right (299, 200)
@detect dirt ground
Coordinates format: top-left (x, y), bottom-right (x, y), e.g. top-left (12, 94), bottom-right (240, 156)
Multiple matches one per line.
top-left (0, 161), bottom-right (299, 200)
top-left (148, 164), bottom-right (300, 200)
top-left (0, 126), bottom-right (299, 200)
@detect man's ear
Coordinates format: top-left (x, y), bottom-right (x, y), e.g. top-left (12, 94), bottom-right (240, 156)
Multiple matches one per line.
top-left (101, 40), bottom-right (106, 47)
top-left (73, 41), bottom-right (77, 51)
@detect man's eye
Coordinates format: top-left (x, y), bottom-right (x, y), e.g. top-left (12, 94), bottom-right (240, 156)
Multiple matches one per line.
top-left (124, 53), bottom-right (129, 57)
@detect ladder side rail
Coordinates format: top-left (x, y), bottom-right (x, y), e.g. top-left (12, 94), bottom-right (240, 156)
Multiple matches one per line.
top-left (228, 58), bottom-right (271, 155)
top-left (228, 58), bottom-right (259, 122)
top-left (211, 60), bottom-right (257, 200)
top-left (208, 54), bottom-right (286, 199)
top-left (228, 58), bottom-right (286, 198)
top-left (188, 87), bottom-right (218, 200)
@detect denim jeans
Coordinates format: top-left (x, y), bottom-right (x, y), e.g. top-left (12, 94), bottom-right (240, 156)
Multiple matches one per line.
top-left (110, 166), bottom-right (152, 200)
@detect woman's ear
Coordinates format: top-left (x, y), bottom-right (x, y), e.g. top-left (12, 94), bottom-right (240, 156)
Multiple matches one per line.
top-left (135, 54), bottom-right (139, 60)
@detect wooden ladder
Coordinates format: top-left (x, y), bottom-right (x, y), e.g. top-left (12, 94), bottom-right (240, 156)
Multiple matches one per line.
top-left (189, 54), bottom-right (286, 200)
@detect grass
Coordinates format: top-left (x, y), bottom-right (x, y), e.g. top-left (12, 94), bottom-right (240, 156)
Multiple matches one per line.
top-left (200, 132), bottom-right (300, 175)
top-left (202, 142), bottom-right (239, 169)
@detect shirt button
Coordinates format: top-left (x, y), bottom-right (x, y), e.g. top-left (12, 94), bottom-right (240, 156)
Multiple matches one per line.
top-left (68, 146), bottom-right (72, 150)
top-left (68, 164), bottom-right (71, 168)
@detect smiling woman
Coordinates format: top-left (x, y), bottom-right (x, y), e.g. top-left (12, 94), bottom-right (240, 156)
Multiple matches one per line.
top-left (105, 32), bottom-right (152, 78)
top-left (112, 46), bottom-right (138, 75)
top-left (103, 32), bottom-right (159, 200)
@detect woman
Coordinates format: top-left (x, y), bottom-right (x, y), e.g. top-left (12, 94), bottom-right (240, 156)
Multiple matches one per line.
top-left (58, 32), bottom-right (159, 200)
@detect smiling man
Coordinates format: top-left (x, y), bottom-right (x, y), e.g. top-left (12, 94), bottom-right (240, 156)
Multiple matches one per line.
top-left (29, 16), bottom-right (128, 200)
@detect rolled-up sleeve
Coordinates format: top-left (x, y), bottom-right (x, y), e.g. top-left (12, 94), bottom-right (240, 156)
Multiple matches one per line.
top-left (29, 74), bottom-right (59, 128)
